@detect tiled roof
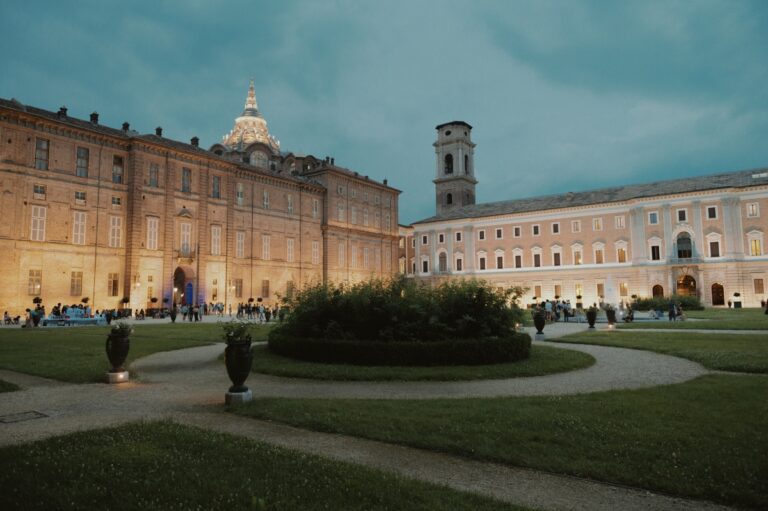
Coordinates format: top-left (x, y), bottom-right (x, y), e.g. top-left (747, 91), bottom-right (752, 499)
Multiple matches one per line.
top-left (414, 167), bottom-right (768, 224)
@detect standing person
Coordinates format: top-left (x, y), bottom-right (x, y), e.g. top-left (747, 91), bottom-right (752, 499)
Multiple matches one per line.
top-left (181, 304), bottom-right (188, 321)
top-left (668, 300), bottom-right (676, 322)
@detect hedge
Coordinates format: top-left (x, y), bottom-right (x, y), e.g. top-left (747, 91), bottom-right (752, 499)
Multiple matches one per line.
top-left (632, 294), bottom-right (704, 311)
top-left (268, 332), bottom-right (532, 366)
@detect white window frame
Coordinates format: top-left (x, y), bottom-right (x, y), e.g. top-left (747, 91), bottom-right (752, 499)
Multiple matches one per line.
top-left (422, 234), bottom-right (429, 245)
top-left (494, 249), bottom-right (505, 269)
top-left (180, 222), bottom-right (191, 254)
top-left (262, 190), bottom-right (270, 209)
top-left (478, 229), bottom-right (486, 241)
top-left (593, 242), bottom-right (605, 264)
top-left (337, 202), bottom-right (345, 222)
top-left (747, 230), bottom-right (763, 256)
top-left (109, 216), bottom-right (122, 248)
top-left (147, 217), bottom-right (159, 250)
top-left (513, 225), bottom-right (521, 238)
top-left (551, 245), bottom-right (562, 266)
top-left (236, 183), bottom-right (245, 206)
top-left (211, 225), bottom-right (221, 256)
top-left (571, 220), bottom-right (581, 233)
top-left (312, 240), bottom-right (319, 265)
top-left (236, 231), bottom-right (245, 258)
top-left (495, 227), bottom-right (503, 239)
top-left (512, 248), bottom-right (523, 269)
top-left (262, 234), bottom-right (271, 260)
top-left (455, 231), bottom-right (462, 242)
top-left (648, 211), bottom-right (659, 225)
top-left (287, 195), bottom-right (294, 214)
top-left (592, 217), bottom-right (603, 232)
top-left (454, 252), bottom-right (464, 272)
top-left (286, 238), bottom-right (294, 263)
top-left (438, 233), bottom-right (445, 244)
top-left (338, 241), bottom-right (346, 266)
top-left (615, 215), bottom-right (625, 229)
top-left (746, 202), bottom-right (760, 218)
top-left (648, 236), bottom-right (663, 261)
top-left (615, 240), bottom-right (628, 263)
top-left (676, 208), bottom-right (688, 223)
top-left (532, 224), bottom-right (540, 236)
top-left (477, 251), bottom-right (487, 271)
top-left (531, 247), bottom-right (542, 268)
top-left (72, 211), bottom-right (86, 245)
top-left (705, 232), bottom-right (722, 258)
top-left (706, 205), bottom-right (718, 220)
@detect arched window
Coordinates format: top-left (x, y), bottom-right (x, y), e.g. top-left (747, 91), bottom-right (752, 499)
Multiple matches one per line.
top-left (677, 233), bottom-right (692, 259)
top-left (446, 193), bottom-right (453, 205)
top-left (444, 154), bottom-right (453, 174)
top-left (652, 285), bottom-right (664, 298)
top-left (711, 283), bottom-right (725, 306)
top-left (464, 154), bottom-right (469, 174)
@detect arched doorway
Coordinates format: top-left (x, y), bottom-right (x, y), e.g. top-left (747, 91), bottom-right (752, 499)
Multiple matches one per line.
top-left (711, 283), bottom-right (725, 306)
top-left (676, 275), bottom-right (697, 296)
top-left (173, 266), bottom-right (195, 306)
top-left (652, 284), bottom-right (664, 298)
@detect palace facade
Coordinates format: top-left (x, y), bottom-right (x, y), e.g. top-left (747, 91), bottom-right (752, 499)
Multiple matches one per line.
top-left (0, 83), bottom-right (400, 313)
top-left (404, 121), bottom-right (768, 308)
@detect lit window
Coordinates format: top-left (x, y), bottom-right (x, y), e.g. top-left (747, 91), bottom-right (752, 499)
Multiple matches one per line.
top-left (750, 238), bottom-right (762, 256)
top-left (592, 218), bottom-right (603, 231)
top-left (28, 269), bottom-right (42, 295)
top-left (619, 283), bottom-right (628, 297)
top-left (617, 247), bottom-right (627, 263)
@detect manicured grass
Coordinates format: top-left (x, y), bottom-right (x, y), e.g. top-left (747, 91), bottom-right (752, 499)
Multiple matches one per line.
top-left (0, 379), bottom-right (19, 392)
top-left (555, 330), bottom-right (768, 373)
top-left (252, 344), bottom-right (594, 380)
top-left (0, 323), bottom-right (270, 383)
top-left (620, 307), bottom-right (768, 330)
top-left (0, 421), bottom-right (526, 511)
top-left (233, 375), bottom-right (768, 509)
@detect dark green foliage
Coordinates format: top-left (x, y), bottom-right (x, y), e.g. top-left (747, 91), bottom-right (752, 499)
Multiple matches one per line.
top-left (274, 276), bottom-right (525, 342)
top-left (632, 294), bottom-right (704, 311)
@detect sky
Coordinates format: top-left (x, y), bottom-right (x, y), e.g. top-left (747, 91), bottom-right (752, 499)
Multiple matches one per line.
top-left (2, 0), bottom-right (767, 223)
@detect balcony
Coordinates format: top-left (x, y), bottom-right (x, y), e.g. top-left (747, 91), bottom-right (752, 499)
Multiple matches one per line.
top-left (669, 257), bottom-right (702, 265)
top-left (176, 248), bottom-right (195, 263)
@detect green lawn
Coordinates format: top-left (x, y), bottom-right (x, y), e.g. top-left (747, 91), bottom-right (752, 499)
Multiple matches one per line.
top-left (621, 307), bottom-right (768, 330)
top-left (233, 374), bottom-right (768, 509)
top-left (555, 330), bottom-right (768, 373)
top-left (0, 323), bottom-right (270, 383)
top-left (252, 344), bottom-right (595, 381)
top-left (0, 421), bottom-right (526, 511)
top-left (0, 379), bottom-right (19, 392)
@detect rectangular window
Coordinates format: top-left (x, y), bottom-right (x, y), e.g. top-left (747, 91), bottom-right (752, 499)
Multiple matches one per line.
top-left (755, 278), bottom-right (765, 295)
top-left (70, 271), bottom-right (83, 296)
top-left (363, 247), bottom-right (370, 268)
top-left (234, 279), bottom-right (243, 299)
top-left (236, 183), bottom-right (245, 206)
top-left (496, 255), bottom-right (504, 269)
top-left (384, 213), bottom-right (391, 230)
top-left (422, 235), bottom-right (428, 245)
top-left (706, 206), bottom-right (717, 220)
top-left (109, 216), bottom-right (122, 248)
top-left (495, 228), bottom-right (503, 239)
top-left (551, 223), bottom-right (560, 234)
top-left (111, 196), bottom-right (121, 207)
top-left (514, 254), bottom-right (522, 268)
top-left (338, 241), bottom-right (346, 266)
top-left (617, 247), bottom-right (627, 263)
top-left (236, 231), bottom-right (245, 258)
top-left (592, 218), bottom-right (603, 231)
top-left (456, 231), bottom-right (462, 242)
top-left (677, 209), bottom-right (687, 222)
top-left (456, 257), bottom-right (463, 271)
top-left (422, 259), bottom-right (428, 273)
top-left (149, 163), bottom-right (159, 187)
top-left (648, 211), bottom-right (659, 225)
top-left (747, 202), bottom-right (760, 218)
top-left (181, 167), bottom-right (191, 192)
top-left (262, 234), bottom-right (271, 260)
top-left (112, 156), bottom-right (124, 184)
top-left (478, 230), bottom-right (486, 240)
top-left (479, 256), bottom-right (486, 270)
top-left (211, 225), bottom-right (221, 256)
top-left (513, 226), bottom-right (521, 238)
top-left (438, 233), bottom-right (445, 244)
top-left (337, 203), bottom-right (345, 222)
top-left (595, 249), bottom-right (604, 264)
top-left (532, 225), bottom-right (540, 236)
top-left (76, 147), bottom-right (89, 177)
top-left (575, 283), bottom-right (583, 297)
top-left (554, 284), bottom-right (562, 297)
top-left (30, 205), bottom-right (46, 241)
top-left (262, 190), bottom-right (269, 209)
top-left (751, 238), bottom-right (762, 256)
top-left (574, 250), bottom-right (582, 265)
top-left (312, 240), bottom-right (319, 265)
top-left (33, 183), bottom-right (46, 199)
top-left (597, 283), bottom-right (605, 298)
top-left (72, 211), bottom-right (86, 245)
top-left (534, 285), bottom-right (542, 299)
top-left (709, 241), bottom-right (720, 258)
top-left (615, 216), bottom-right (625, 229)
top-left (212, 176), bottom-right (221, 198)
top-left (287, 195), bottom-right (294, 214)
top-left (363, 209), bottom-right (369, 226)
top-left (350, 187), bottom-right (356, 199)
top-left (572, 220), bottom-right (581, 233)
top-left (620, 282), bottom-right (628, 297)
top-left (28, 269), bottom-right (42, 295)
top-left (107, 273), bottom-right (119, 297)
top-left (313, 199), bottom-right (319, 218)
top-left (553, 252), bottom-right (561, 266)
top-left (286, 281), bottom-right (296, 299)
top-left (363, 192), bottom-right (369, 202)
top-left (180, 222), bottom-right (191, 254)
top-left (651, 245), bottom-right (661, 261)
top-left (75, 190), bottom-right (86, 204)
top-left (146, 217), bottom-right (159, 250)
top-left (147, 285), bottom-right (154, 301)
top-left (286, 238), bottom-right (294, 262)
top-left (533, 253), bottom-right (541, 267)
top-left (35, 138), bottom-right (49, 170)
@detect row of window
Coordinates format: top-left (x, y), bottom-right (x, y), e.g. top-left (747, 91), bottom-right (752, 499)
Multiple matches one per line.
top-left (335, 242), bottom-right (391, 271)
top-left (336, 184), bottom-right (393, 208)
top-left (336, 203), bottom-right (393, 230)
top-left (27, 269), bottom-right (120, 297)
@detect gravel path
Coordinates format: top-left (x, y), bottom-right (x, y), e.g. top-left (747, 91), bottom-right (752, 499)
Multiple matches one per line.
top-left (0, 330), bottom-right (735, 511)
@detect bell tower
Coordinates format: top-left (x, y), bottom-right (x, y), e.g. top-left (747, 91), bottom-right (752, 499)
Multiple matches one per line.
top-left (433, 121), bottom-right (477, 215)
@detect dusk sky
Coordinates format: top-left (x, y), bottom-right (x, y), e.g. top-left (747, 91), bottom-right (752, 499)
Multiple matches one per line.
top-left (2, 0), bottom-right (767, 223)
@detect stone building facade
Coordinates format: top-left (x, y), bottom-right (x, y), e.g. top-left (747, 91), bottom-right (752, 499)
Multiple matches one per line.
top-left (405, 121), bottom-right (768, 308)
top-left (0, 84), bottom-right (400, 313)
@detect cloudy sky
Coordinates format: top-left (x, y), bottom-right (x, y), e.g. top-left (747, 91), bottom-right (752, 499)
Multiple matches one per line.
top-left (2, 0), bottom-right (767, 223)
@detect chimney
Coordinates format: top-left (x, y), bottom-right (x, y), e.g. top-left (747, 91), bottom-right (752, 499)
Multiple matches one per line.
top-left (122, 122), bottom-right (130, 132)
top-left (155, 127), bottom-right (163, 137)
top-left (90, 112), bottom-right (99, 124)
top-left (331, 158), bottom-right (335, 165)
top-left (325, 156), bottom-right (330, 163)
top-left (191, 136), bottom-right (199, 147)
top-left (57, 106), bottom-right (67, 119)
top-left (383, 178), bottom-right (388, 186)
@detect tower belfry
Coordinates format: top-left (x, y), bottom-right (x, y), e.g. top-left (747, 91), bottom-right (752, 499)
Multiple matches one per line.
top-left (433, 121), bottom-right (477, 215)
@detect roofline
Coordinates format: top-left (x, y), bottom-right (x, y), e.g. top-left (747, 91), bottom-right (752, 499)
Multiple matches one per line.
top-left (303, 165), bottom-right (402, 193)
top-left (435, 120), bottom-right (473, 131)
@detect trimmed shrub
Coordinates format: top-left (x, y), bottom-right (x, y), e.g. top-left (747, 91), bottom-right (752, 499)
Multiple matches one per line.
top-left (632, 294), bottom-right (704, 311)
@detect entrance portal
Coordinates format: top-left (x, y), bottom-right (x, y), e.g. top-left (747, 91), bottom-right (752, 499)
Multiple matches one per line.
top-left (711, 283), bottom-right (725, 306)
top-left (173, 266), bottom-right (195, 306)
top-left (676, 275), bottom-right (697, 297)
top-left (652, 285), bottom-right (664, 298)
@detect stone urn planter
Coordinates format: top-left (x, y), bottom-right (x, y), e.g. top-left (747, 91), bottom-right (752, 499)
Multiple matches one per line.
top-left (105, 321), bottom-right (132, 383)
top-left (605, 307), bottom-right (617, 326)
top-left (532, 309), bottom-right (546, 339)
top-left (222, 321), bottom-right (254, 404)
top-left (586, 308), bottom-right (598, 329)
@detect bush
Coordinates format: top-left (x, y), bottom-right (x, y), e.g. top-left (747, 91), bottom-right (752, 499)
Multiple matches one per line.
top-left (268, 332), bottom-right (531, 366)
top-left (632, 294), bottom-right (704, 311)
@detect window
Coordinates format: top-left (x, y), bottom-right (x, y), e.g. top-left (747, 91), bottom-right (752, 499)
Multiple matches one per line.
top-left (709, 240), bottom-right (720, 258)
top-left (651, 244), bottom-right (661, 261)
top-left (478, 230), bottom-right (486, 240)
top-left (109, 217), bottom-right (123, 248)
top-left (533, 253), bottom-right (541, 267)
top-left (750, 237), bottom-right (762, 256)
top-left (262, 190), bottom-right (270, 209)
top-left (351, 246), bottom-right (358, 267)
top-left (181, 167), bottom-right (191, 192)
top-left (594, 248), bottom-right (604, 264)
top-left (597, 283), bottom-right (605, 299)
top-left (35, 138), bottom-right (49, 170)
top-left (236, 231), bottom-right (245, 258)
top-left (70, 271), bottom-right (83, 296)
top-left (571, 220), bottom-right (581, 233)
top-left (446, 193), bottom-right (453, 205)
top-left (422, 235), bottom-right (428, 245)
top-left (422, 258), bottom-right (429, 273)
top-left (262, 234), bottom-right (271, 260)
top-left (147, 285), bottom-right (154, 301)
top-left (212, 176), bottom-right (221, 198)
top-left (554, 284), bottom-right (562, 297)
top-left (755, 278), bottom-right (765, 295)
top-left (444, 153), bottom-right (453, 174)
top-left (112, 156), bottom-right (124, 184)
top-left (149, 163), bottom-right (159, 187)
top-left (363, 192), bottom-right (369, 203)
top-left (615, 216), bottom-right (625, 229)
top-left (76, 147), bottom-right (89, 177)
top-left (111, 196), bottom-right (121, 207)
top-left (72, 211), bottom-right (86, 245)
top-left (211, 225), bottom-right (221, 256)
top-left (648, 211), bottom-right (659, 225)
top-left (479, 256), bottom-right (487, 270)
top-left (438, 233), bottom-right (445, 244)
top-left (496, 255), bottom-right (504, 269)
top-left (146, 217), bottom-right (159, 250)
top-left (456, 232), bottom-right (463, 242)
top-left (514, 254), bottom-right (522, 268)
top-left (534, 285), bottom-right (542, 299)
top-left (513, 226), bottom-right (521, 238)
top-left (234, 279), bottom-right (243, 298)
top-left (572, 246), bottom-right (583, 265)
top-left (236, 183), bottom-right (245, 206)
top-left (620, 282), bottom-right (628, 297)
top-left (75, 190), bottom-right (86, 204)
top-left (677, 233), bottom-right (692, 259)
top-left (350, 187), bottom-right (357, 199)
top-left (286, 281), bottom-right (296, 299)
top-left (706, 206), bottom-right (717, 220)
top-left (375, 194), bottom-right (381, 205)
top-left (312, 241), bottom-right (319, 265)
top-left (385, 213), bottom-right (391, 230)
top-left (33, 184), bottom-right (46, 199)
top-left (363, 209), bottom-right (369, 226)
top-left (337, 185), bottom-right (344, 195)
top-left (575, 283), bottom-right (583, 297)
top-left (337, 202), bottom-right (345, 222)
top-left (532, 225), bottom-right (540, 236)
top-left (313, 199), bottom-right (319, 218)
top-left (592, 218), bottom-right (603, 231)
top-left (747, 203), bottom-right (760, 218)
top-left (338, 241), bottom-right (346, 266)
top-left (287, 195), bottom-right (294, 214)
top-left (617, 247), bottom-right (627, 263)
top-left (286, 238), bottom-right (294, 262)
top-left (553, 252), bottom-right (561, 266)
top-left (455, 256), bottom-right (463, 271)
top-left (107, 273), bottom-right (119, 297)
top-left (411, 238), bottom-right (415, 248)
top-left (363, 247), bottom-right (370, 268)
top-left (179, 222), bottom-right (191, 255)
top-left (677, 209), bottom-right (687, 222)
top-left (30, 205), bottom-right (46, 241)
top-left (551, 222), bottom-right (560, 234)
top-left (28, 269), bottom-right (42, 295)
top-left (495, 228), bottom-right (503, 239)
